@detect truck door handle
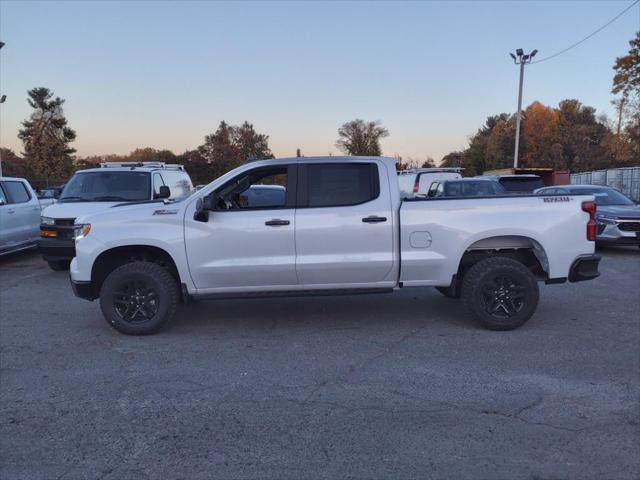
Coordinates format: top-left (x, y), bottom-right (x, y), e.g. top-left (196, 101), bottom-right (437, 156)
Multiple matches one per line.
top-left (265, 219), bottom-right (290, 226)
top-left (362, 216), bottom-right (387, 223)
top-left (7, 209), bottom-right (15, 214)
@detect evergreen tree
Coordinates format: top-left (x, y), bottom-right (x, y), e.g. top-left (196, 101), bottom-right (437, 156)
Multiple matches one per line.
top-left (18, 87), bottom-right (76, 182)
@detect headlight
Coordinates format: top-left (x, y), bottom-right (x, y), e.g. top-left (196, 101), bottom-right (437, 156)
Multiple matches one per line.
top-left (41, 216), bottom-right (55, 226)
top-left (74, 224), bottom-right (91, 240)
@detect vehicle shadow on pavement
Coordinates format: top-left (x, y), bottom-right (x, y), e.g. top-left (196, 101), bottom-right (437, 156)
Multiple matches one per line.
top-left (595, 244), bottom-right (640, 256)
top-left (168, 288), bottom-right (474, 335)
top-left (0, 248), bottom-right (39, 267)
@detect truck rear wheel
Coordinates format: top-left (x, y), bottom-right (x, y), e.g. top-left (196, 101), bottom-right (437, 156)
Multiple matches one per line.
top-left (461, 256), bottom-right (539, 331)
top-left (435, 285), bottom-right (460, 299)
top-left (99, 261), bottom-right (179, 335)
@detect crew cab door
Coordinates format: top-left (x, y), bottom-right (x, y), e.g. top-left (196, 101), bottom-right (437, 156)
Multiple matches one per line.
top-left (184, 164), bottom-right (298, 290)
top-left (294, 162), bottom-right (395, 286)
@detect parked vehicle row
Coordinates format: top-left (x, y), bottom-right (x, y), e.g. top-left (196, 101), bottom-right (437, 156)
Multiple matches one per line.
top-left (35, 185), bottom-right (64, 209)
top-left (67, 156), bottom-right (601, 336)
top-left (400, 169), bottom-right (547, 199)
top-left (397, 167), bottom-right (463, 198)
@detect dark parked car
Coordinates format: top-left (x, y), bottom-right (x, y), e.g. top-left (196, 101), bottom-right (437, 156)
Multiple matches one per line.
top-left (427, 178), bottom-right (505, 198)
top-left (535, 184), bottom-right (640, 246)
top-left (482, 174), bottom-right (545, 193)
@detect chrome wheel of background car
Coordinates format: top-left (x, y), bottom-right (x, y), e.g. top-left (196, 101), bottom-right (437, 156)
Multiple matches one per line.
top-left (113, 280), bottom-right (159, 323)
top-left (480, 275), bottom-right (525, 318)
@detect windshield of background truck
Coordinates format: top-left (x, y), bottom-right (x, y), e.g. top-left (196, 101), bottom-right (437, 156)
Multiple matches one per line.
top-left (59, 171), bottom-right (151, 202)
top-left (499, 177), bottom-right (545, 192)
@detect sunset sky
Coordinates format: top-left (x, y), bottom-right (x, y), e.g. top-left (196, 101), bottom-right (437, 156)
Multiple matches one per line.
top-left (0, 0), bottom-right (638, 162)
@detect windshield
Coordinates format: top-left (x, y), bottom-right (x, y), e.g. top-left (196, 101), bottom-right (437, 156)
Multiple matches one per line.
top-left (499, 177), bottom-right (545, 192)
top-left (59, 171), bottom-right (151, 202)
top-left (569, 187), bottom-right (634, 206)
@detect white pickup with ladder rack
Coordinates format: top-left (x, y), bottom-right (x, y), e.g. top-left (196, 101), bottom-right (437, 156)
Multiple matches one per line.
top-left (100, 162), bottom-right (185, 171)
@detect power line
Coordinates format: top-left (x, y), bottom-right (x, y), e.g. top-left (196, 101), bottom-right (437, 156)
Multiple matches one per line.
top-left (532, 0), bottom-right (639, 64)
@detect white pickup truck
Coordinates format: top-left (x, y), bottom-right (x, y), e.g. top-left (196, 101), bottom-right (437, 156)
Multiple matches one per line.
top-left (69, 156), bottom-right (600, 335)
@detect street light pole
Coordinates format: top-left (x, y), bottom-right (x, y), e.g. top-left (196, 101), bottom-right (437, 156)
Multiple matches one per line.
top-left (0, 41), bottom-right (5, 177)
top-left (510, 48), bottom-right (537, 169)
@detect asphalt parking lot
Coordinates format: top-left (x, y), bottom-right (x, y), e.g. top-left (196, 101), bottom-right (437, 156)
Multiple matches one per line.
top-left (1, 248), bottom-right (639, 480)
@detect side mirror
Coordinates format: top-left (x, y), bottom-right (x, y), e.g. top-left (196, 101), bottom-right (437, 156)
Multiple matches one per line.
top-left (194, 194), bottom-right (215, 222)
top-left (53, 190), bottom-right (61, 199)
top-left (156, 185), bottom-right (171, 199)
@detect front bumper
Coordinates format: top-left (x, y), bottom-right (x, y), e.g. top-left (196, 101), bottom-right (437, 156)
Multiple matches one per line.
top-left (568, 255), bottom-right (601, 283)
top-left (38, 237), bottom-right (76, 261)
top-left (70, 276), bottom-right (98, 301)
top-left (597, 221), bottom-right (640, 245)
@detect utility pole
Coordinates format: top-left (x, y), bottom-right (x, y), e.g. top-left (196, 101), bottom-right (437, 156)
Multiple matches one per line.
top-left (510, 48), bottom-right (537, 169)
top-left (0, 41), bottom-right (5, 177)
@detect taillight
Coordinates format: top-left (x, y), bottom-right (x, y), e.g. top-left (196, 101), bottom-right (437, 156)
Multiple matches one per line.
top-left (582, 201), bottom-right (597, 241)
top-left (412, 176), bottom-right (420, 193)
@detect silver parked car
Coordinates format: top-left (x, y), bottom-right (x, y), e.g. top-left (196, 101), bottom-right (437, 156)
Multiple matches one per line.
top-left (535, 184), bottom-right (640, 247)
top-left (0, 177), bottom-right (42, 255)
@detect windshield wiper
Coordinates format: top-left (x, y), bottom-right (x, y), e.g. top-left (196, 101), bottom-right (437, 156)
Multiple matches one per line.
top-left (94, 195), bottom-right (131, 201)
top-left (58, 196), bottom-right (90, 202)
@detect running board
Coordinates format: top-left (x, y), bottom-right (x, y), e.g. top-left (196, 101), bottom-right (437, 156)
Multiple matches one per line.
top-left (192, 287), bottom-right (394, 301)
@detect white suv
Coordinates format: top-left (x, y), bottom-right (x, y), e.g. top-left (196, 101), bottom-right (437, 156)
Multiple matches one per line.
top-left (39, 162), bottom-right (193, 270)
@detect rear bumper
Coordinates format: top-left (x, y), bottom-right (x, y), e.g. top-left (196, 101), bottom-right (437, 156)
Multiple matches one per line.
top-left (568, 254), bottom-right (601, 283)
top-left (70, 276), bottom-right (98, 301)
top-left (38, 238), bottom-right (76, 261)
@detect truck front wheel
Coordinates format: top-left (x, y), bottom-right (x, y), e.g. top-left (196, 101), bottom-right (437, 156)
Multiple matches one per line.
top-left (461, 257), bottom-right (539, 331)
top-left (99, 261), bottom-right (179, 335)
top-left (47, 260), bottom-right (70, 271)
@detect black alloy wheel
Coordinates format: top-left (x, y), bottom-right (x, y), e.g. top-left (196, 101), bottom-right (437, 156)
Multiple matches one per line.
top-left (461, 256), bottom-right (539, 331)
top-left (113, 279), bottom-right (160, 323)
top-left (100, 261), bottom-right (179, 335)
top-left (480, 274), bottom-right (525, 318)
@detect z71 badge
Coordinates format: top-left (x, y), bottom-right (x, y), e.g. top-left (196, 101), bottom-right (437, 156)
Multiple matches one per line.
top-left (541, 196), bottom-right (572, 203)
top-left (153, 209), bottom-right (179, 215)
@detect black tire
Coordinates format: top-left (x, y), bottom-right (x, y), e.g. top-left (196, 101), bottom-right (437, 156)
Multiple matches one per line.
top-left (99, 261), bottom-right (179, 335)
top-left (47, 260), bottom-right (71, 271)
top-left (435, 285), bottom-right (460, 299)
top-left (461, 256), bottom-right (539, 331)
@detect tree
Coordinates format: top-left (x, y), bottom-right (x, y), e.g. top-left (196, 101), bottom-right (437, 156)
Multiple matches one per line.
top-left (421, 157), bottom-right (436, 168)
top-left (18, 87), bottom-right (76, 183)
top-left (0, 148), bottom-right (33, 179)
top-left (336, 119), bottom-right (389, 156)
top-left (520, 101), bottom-right (559, 167)
top-left (440, 151), bottom-right (465, 169)
top-left (612, 31), bottom-right (640, 101)
top-left (192, 121), bottom-right (274, 184)
top-left (611, 32), bottom-right (640, 163)
top-left (439, 100), bottom-right (620, 174)
top-left (233, 122), bottom-right (273, 162)
top-left (126, 147), bottom-right (174, 163)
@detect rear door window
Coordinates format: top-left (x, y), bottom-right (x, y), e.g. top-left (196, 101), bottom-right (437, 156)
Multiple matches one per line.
top-left (303, 163), bottom-right (379, 208)
top-left (3, 181), bottom-right (31, 203)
